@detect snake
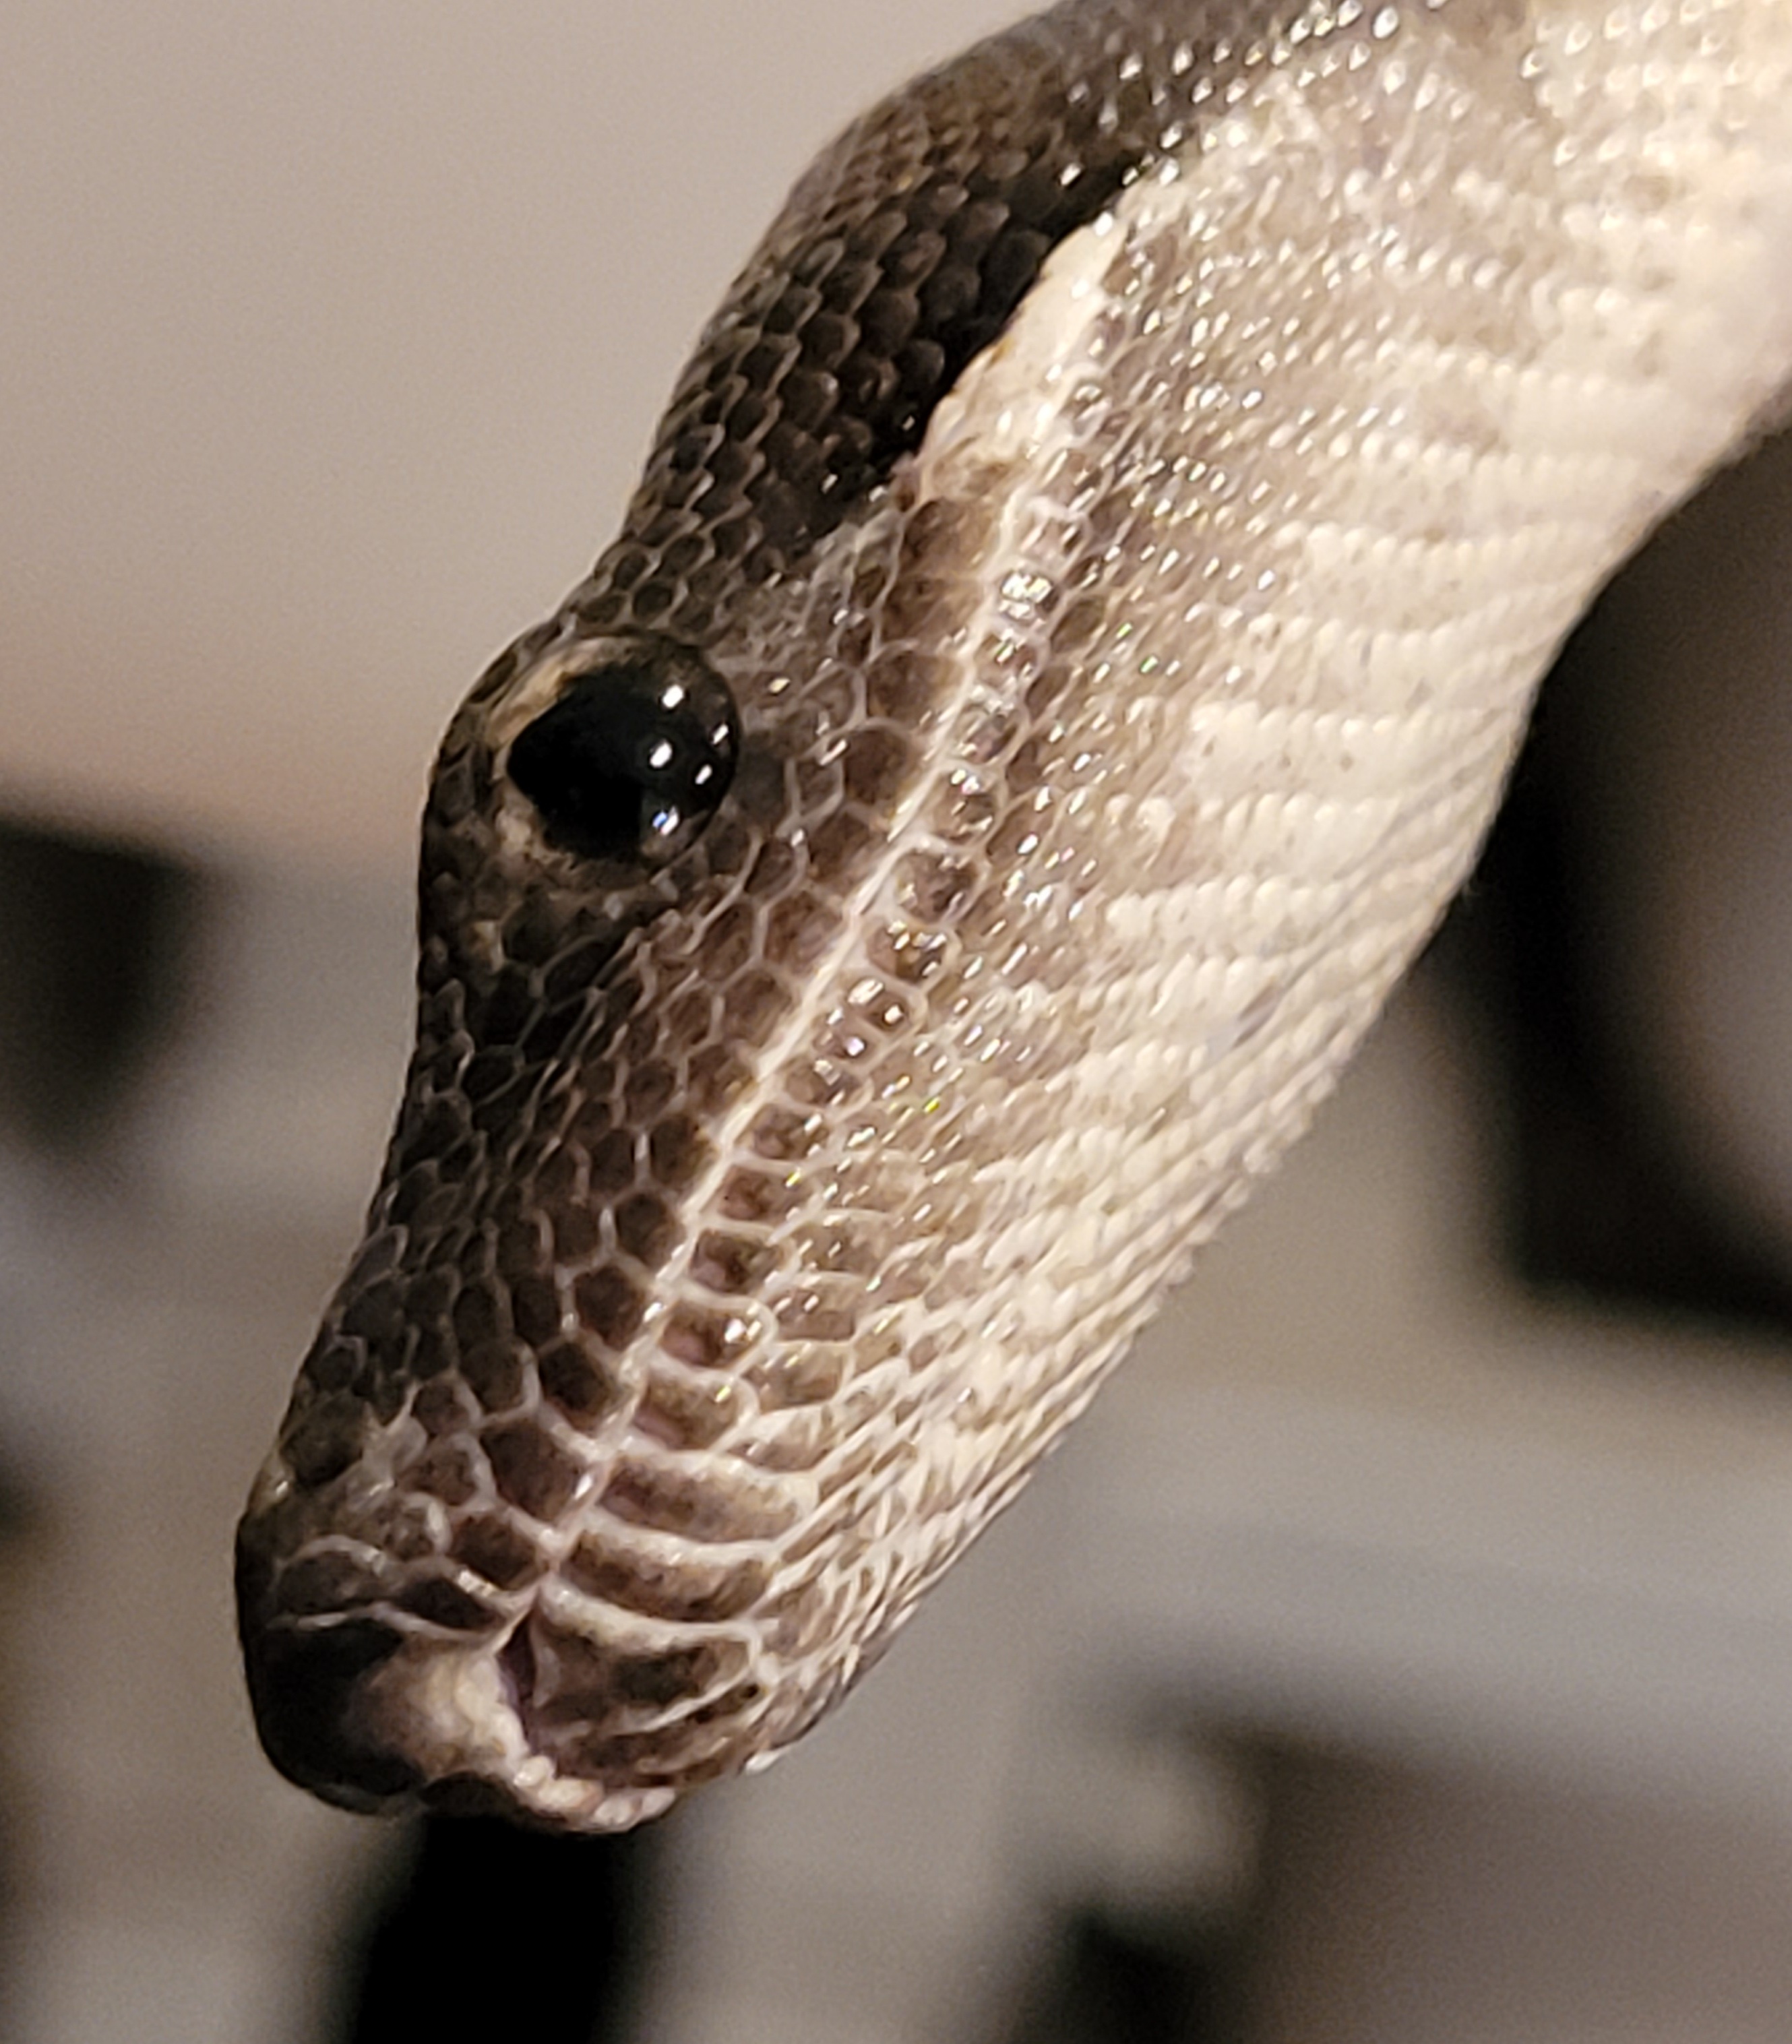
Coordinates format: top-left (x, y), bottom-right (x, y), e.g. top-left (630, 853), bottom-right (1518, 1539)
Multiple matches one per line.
top-left (235, 0), bottom-right (1792, 1832)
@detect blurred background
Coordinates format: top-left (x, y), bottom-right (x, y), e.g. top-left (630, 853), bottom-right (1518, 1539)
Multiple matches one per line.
top-left (5, 3), bottom-right (1792, 2039)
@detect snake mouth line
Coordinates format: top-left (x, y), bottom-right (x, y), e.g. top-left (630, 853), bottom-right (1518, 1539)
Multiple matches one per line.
top-left (495, 1611), bottom-right (539, 1733)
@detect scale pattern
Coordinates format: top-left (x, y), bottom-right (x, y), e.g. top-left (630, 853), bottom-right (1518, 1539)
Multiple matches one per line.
top-left (239, 0), bottom-right (1792, 1828)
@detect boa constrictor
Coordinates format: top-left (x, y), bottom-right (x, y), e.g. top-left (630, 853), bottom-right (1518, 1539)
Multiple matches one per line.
top-left (237, 0), bottom-right (1792, 1830)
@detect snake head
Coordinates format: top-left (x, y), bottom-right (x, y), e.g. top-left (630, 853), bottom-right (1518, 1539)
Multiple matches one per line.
top-left (238, 0), bottom-right (1792, 1828)
top-left (237, 5), bottom-right (1167, 1829)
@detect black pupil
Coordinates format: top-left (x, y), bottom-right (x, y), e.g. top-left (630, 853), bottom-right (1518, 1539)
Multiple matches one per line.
top-left (507, 656), bottom-right (739, 866)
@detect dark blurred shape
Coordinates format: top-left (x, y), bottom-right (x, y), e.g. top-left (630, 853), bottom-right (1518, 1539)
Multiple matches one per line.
top-left (1435, 729), bottom-right (1792, 1328)
top-left (1432, 425), bottom-right (1792, 1334)
top-left (991, 1905), bottom-right (1238, 2044)
top-left (330, 1816), bottom-right (662, 2044)
top-left (0, 815), bottom-right (199, 1150)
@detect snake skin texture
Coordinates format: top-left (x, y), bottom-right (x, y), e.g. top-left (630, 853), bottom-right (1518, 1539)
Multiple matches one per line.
top-left (238, 0), bottom-right (1792, 1829)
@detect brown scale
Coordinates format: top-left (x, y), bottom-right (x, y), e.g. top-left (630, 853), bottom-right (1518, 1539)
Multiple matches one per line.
top-left (565, 1535), bottom-right (770, 1628)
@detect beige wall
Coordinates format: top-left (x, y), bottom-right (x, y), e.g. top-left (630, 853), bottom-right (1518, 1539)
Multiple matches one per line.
top-left (0, 1), bottom-right (1014, 869)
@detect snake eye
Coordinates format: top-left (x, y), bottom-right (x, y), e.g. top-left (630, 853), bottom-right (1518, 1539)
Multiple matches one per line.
top-left (507, 648), bottom-right (739, 867)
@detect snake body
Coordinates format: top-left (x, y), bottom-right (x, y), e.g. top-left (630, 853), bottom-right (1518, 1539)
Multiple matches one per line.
top-left (237, 0), bottom-right (1792, 1830)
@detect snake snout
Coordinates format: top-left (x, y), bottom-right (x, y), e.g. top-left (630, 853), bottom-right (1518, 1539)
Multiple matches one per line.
top-left (237, 1532), bottom-right (545, 1822)
top-left (237, 1528), bottom-right (700, 1827)
top-left (235, 1538), bottom-right (421, 1811)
